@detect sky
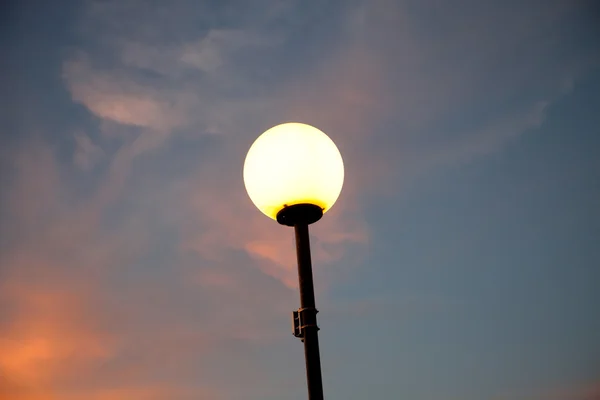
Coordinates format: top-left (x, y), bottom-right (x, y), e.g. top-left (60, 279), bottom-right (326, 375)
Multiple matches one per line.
top-left (1, 0), bottom-right (599, 399)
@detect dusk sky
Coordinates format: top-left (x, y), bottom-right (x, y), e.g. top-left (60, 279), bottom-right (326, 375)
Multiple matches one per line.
top-left (1, 1), bottom-right (600, 399)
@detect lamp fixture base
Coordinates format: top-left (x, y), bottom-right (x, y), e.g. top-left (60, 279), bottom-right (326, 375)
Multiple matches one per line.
top-left (276, 204), bottom-right (323, 226)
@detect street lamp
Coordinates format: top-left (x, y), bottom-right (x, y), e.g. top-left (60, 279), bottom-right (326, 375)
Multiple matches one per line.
top-left (243, 122), bottom-right (344, 400)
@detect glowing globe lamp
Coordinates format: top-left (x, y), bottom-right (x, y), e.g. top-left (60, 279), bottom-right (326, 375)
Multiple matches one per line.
top-left (243, 122), bottom-right (344, 226)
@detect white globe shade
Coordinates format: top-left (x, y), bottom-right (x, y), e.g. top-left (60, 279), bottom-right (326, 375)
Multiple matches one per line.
top-left (243, 122), bottom-right (345, 221)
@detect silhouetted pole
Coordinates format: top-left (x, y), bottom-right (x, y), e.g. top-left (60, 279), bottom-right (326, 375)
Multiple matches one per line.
top-left (294, 222), bottom-right (324, 400)
top-left (276, 204), bottom-right (325, 400)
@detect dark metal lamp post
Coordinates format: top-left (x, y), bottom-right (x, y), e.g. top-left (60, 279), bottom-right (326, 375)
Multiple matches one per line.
top-left (243, 123), bottom-right (345, 400)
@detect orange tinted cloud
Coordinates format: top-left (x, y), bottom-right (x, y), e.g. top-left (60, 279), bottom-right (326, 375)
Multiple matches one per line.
top-left (0, 285), bottom-right (115, 387)
top-left (0, 144), bottom-right (118, 395)
top-left (0, 141), bottom-right (225, 398)
top-left (547, 382), bottom-right (600, 400)
top-left (60, 385), bottom-right (220, 400)
top-left (63, 57), bottom-right (193, 131)
top-left (178, 160), bottom-right (368, 290)
top-left (0, 381), bottom-right (220, 400)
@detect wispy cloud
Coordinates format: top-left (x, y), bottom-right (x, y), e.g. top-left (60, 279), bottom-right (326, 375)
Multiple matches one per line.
top-left (63, 55), bottom-right (195, 131)
top-left (74, 132), bottom-right (104, 170)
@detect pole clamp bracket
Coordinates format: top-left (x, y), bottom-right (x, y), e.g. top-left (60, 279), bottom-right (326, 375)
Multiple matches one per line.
top-left (292, 307), bottom-right (319, 341)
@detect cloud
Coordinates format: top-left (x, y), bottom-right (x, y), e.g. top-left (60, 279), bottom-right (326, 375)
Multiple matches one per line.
top-left (53, 0), bottom-right (600, 177)
top-left (553, 382), bottom-right (600, 400)
top-left (62, 0), bottom-right (292, 139)
top-left (310, 0), bottom-right (599, 193)
top-left (177, 162), bottom-right (368, 289)
top-left (0, 141), bottom-right (145, 394)
top-left (399, 100), bottom-right (552, 177)
top-left (0, 380), bottom-right (220, 400)
top-left (0, 139), bottom-right (288, 398)
top-left (63, 55), bottom-right (194, 130)
top-left (59, 0), bottom-right (373, 293)
top-left (56, 0), bottom-right (598, 314)
top-left (179, 29), bottom-right (283, 73)
top-left (74, 132), bottom-right (104, 170)
top-left (0, 285), bottom-right (115, 386)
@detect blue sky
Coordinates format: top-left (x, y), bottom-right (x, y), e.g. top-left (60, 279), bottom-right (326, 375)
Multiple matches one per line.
top-left (1, 1), bottom-right (599, 399)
